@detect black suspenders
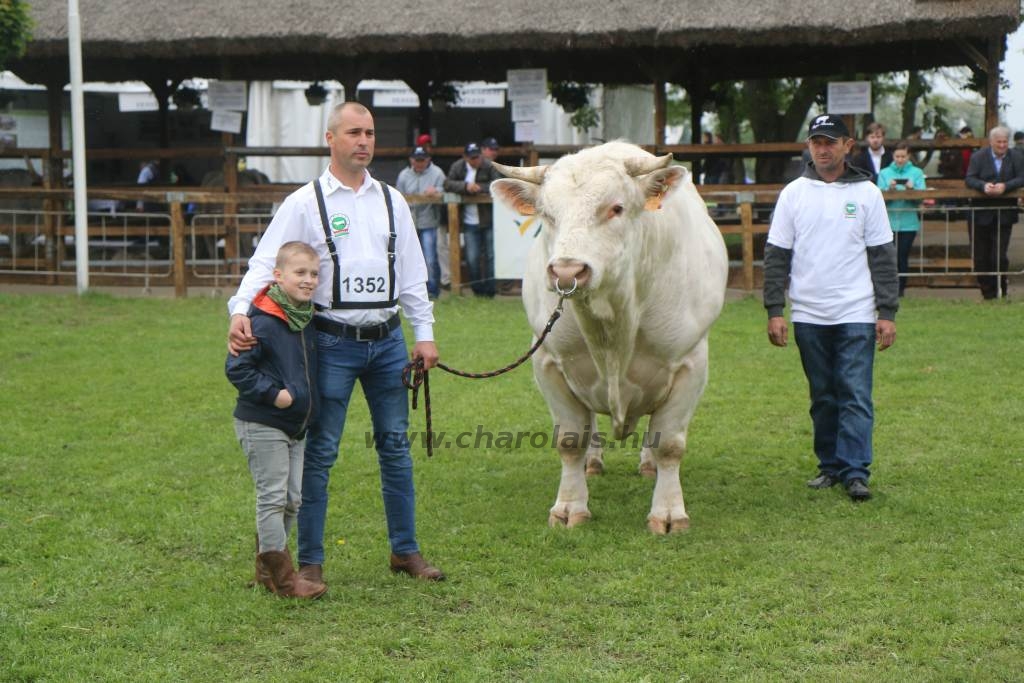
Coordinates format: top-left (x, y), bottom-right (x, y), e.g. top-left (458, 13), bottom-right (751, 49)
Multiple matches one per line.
top-left (313, 178), bottom-right (398, 310)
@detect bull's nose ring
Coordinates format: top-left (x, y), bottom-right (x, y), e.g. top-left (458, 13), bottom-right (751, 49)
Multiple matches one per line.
top-left (553, 277), bottom-right (578, 296)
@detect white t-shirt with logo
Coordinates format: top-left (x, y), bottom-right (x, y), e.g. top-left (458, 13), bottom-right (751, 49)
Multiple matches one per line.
top-left (768, 176), bottom-right (893, 325)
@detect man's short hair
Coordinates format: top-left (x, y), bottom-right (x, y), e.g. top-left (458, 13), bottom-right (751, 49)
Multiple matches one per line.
top-left (327, 101), bottom-right (371, 132)
top-left (276, 241), bottom-right (319, 269)
top-left (893, 140), bottom-right (911, 153)
top-left (864, 121), bottom-right (886, 136)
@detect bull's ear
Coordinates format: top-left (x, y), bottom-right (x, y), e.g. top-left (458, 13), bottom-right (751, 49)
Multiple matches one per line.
top-left (641, 166), bottom-right (689, 211)
top-left (491, 179), bottom-right (539, 215)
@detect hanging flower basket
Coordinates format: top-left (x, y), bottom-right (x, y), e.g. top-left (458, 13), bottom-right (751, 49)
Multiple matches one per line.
top-left (304, 82), bottom-right (328, 106)
top-left (549, 81), bottom-right (591, 114)
top-left (172, 86), bottom-right (201, 111)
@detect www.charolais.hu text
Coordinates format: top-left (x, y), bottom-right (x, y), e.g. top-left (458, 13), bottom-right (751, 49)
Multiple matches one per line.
top-left (364, 425), bottom-right (662, 450)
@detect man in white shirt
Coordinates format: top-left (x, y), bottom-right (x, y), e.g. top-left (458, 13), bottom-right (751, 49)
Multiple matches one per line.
top-left (228, 102), bottom-right (445, 583)
top-left (763, 114), bottom-right (898, 502)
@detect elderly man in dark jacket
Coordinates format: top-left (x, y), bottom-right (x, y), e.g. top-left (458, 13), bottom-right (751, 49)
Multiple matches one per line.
top-left (444, 142), bottom-right (501, 297)
top-left (964, 125), bottom-right (1024, 300)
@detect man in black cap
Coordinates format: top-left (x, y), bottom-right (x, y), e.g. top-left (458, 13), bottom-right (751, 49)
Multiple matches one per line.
top-left (481, 137), bottom-right (500, 162)
top-left (444, 142), bottom-right (500, 296)
top-left (763, 113), bottom-right (898, 502)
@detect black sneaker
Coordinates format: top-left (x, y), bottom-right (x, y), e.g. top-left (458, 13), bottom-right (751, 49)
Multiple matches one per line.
top-left (845, 478), bottom-right (872, 501)
top-left (806, 472), bottom-right (840, 489)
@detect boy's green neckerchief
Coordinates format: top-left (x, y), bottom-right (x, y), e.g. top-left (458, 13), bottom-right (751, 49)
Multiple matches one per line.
top-left (266, 284), bottom-right (314, 332)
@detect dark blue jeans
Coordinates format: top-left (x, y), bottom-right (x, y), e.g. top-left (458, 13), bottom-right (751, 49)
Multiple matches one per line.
top-left (297, 324), bottom-right (418, 565)
top-left (793, 322), bottom-right (876, 483)
top-left (462, 222), bottom-right (495, 296)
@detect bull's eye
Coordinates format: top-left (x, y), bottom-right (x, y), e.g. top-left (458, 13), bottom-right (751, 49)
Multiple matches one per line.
top-left (608, 204), bottom-right (624, 219)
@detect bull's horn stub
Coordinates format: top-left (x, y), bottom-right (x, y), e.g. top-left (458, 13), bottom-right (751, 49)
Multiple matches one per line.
top-left (493, 162), bottom-right (548, 184)
top-left (624, 154), bottom-right (674, 177)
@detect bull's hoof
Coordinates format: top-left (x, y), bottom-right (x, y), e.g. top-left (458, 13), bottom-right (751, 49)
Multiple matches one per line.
top-left (647, 516), bottom-right (690, 535)
top-left (548, 510), bottom-right (591, 528)
top-left (585, 459), bottom-right (604, 476)
top-left (638, 461), bottom-right (657, 479)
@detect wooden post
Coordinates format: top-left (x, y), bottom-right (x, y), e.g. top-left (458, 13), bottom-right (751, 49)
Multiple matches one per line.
top-left (171, 201), bottom-right (187, 297)
top-left (446, 198), bottom-right (462, 294)
top-left (654, 77), bottom-right (666, 148)
top-left (984, 37), bottom-right (1003, 134)
top-left (45, 82), bottom-right (64, 283)
top-left (223, 132), bottom-right (240, 276)
top-left (740, 202), bottom-right (754, 291)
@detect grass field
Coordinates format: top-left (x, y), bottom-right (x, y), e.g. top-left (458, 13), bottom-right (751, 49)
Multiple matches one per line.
top-left (1, 291), bottom-right (1022, 681)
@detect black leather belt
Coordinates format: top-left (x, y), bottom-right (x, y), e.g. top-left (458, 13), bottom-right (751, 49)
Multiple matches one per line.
top-left (313, 314), bottom-right (400, 342)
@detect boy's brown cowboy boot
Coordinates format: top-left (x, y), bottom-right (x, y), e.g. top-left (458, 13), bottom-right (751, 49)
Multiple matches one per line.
top-left (258, 550), bottom-right (327, 599)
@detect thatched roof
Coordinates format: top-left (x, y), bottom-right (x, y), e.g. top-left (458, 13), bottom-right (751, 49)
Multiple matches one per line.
top-left (9, 0), bottom-right (1021, 86)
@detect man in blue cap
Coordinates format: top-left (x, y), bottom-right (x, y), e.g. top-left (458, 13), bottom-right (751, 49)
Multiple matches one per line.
top-left (444, 142), bottom-right (500, 297)
top-left (763, 114), bottom-right (898, 502)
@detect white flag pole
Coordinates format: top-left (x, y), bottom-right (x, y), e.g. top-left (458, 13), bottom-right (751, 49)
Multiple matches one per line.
top-left (68, 0), bottom-right (89, 294)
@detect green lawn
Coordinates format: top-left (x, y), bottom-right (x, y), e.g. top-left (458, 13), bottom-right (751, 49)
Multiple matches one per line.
top-left (1, 291), bottom-right (1021, 681)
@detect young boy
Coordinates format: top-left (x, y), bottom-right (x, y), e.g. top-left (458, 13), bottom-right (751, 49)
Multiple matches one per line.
top-left (225, 241), bottom-right (326, 599)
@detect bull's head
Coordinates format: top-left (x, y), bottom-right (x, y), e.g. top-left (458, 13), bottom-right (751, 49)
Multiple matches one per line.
top-left (492, 148), bottom-right (688, 294)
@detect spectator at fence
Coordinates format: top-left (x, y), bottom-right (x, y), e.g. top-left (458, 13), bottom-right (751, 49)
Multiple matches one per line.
top-left (964, 125), bottom-right (1024, 300)
top-left (1015, 131), bottom-right (1024, 153)
top-left (763, 113), bottom-right (898, 502)
top-left (396, 145), bottom-right (446, 299)
top-left (851, 121), bottom-right (892, 184)
top-left (445, 141), bottom-right (499, 297)
top-left (959, 126), bottom-right (975, 177)
top-left (481, 137), bottom-right (500, 162)
top-left (878, 141), bottom-right (928, 297)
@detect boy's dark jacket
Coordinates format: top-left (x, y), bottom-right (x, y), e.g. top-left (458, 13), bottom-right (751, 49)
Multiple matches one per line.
top-left (225, 285), bottom-right (318, 439)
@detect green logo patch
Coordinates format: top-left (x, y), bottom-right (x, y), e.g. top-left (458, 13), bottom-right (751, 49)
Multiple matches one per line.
top-left (330, 213), bottom-right (350, 237)
top-left (844, 202), bottom-right (857, 218)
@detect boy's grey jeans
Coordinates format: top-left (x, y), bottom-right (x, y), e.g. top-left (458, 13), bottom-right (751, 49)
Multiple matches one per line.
top-left (234, 419), bottom-right (304, 553)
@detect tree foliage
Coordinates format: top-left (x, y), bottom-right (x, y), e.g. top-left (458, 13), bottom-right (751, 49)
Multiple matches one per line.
top-left (0, 0), bottom-right (33, 71)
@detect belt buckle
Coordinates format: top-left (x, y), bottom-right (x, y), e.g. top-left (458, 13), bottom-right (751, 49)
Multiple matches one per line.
top-left (355, 325), bottom-right (370, 342)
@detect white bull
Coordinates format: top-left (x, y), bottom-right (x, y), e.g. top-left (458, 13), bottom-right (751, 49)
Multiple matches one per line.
top-left (492, 141), bottom-right (728, 534)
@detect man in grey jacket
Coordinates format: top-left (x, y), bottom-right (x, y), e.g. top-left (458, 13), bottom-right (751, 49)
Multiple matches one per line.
top-left (763, 114), bottom-right (898, 502)
top-left (397, 146), bottom-right (446, 299)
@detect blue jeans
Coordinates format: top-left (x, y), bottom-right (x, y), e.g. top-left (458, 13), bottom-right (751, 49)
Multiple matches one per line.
top-left (297, 324), bottom-right (418, 565)
top-left (793, 322), bottom-right (876, 483)
top-left (417, 227), bottom-right (441, 299)
top-left (462, 222), bottom-right (495, 296)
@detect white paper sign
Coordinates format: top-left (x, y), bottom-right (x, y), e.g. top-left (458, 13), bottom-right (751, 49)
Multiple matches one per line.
top-left (210, 110), bottom-right (243, 134)
top-left (507, 69), bottom-right (547, 102)
top-left (457, 86), bottom-right (505, 109)
top-left (118, 92), bottom-right (159, 112)
top-left (827, 81), bottom-right (872, 115)
top-left (373, 89), bottom-right (420, 108)
top-left (512, 100), bottom-right (542, 122)
top-left (514, 121), bottom-right (539, 142)
top-left (207, 81), bottom-right (248, 112)
top-left (494, 200), bottom-right (542, 279)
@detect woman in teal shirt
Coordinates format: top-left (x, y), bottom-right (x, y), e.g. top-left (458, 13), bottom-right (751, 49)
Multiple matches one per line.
top-left (878, 141), bottom-right (928, 296)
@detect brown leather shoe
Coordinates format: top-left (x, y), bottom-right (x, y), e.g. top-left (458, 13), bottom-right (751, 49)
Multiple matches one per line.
top-left (389, 552), bottom-right (446, 581)
top-left (297, 564), bottom-right (325, 589)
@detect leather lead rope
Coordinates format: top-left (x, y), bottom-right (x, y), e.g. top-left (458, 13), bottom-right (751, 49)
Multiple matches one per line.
top-left (401, 294), bottom-right (568, 458)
